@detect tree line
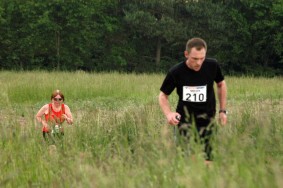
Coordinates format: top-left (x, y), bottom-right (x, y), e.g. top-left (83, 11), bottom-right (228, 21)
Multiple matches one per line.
top-left (0, 0), bottom-right (282, 75)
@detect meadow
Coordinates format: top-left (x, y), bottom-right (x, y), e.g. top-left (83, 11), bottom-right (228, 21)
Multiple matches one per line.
top-left (0, 71), bottom-right (282, 188)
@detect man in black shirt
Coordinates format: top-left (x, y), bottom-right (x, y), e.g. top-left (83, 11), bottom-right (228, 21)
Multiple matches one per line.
top-left (159, 37), bottom-right (227, 162)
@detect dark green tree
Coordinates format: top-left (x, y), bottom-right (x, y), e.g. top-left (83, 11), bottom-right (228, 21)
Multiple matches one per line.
top-left (219, 0), bottom-right (283, 74)
top-left (0, 0), bottom-right (282, 74)
top-left (123, 0), bottom-right (186, 67)
top-left (0, 0), bottom-right (120, 71)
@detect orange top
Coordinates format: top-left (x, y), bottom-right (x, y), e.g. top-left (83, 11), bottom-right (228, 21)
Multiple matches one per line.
top-left (42, 103), bottom-right (65, 132)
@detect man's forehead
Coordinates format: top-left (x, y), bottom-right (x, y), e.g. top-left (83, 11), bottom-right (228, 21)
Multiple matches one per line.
top-left (189, 48), bottom-right (206, 57)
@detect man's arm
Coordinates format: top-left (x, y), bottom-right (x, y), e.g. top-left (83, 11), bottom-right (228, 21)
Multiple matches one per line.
top-left (217, 80), bottom-right (227, 125)
top-left (158, 91), bottom-right (180, 125)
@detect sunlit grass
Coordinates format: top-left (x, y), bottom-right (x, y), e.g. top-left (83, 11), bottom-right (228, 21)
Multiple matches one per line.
top-left (0, 71), bottom-right (282, 187)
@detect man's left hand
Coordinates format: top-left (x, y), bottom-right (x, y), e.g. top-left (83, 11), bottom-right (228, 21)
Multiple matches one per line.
top-left (219, 113), bottom-right (227, 125)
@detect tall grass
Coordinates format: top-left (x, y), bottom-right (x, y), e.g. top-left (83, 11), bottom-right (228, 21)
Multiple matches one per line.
top-left (0, 71), bottom-right (282, 187)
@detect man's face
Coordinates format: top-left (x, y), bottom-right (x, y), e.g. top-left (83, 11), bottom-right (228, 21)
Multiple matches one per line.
top-left (184, 47), bottom-right (206, 71)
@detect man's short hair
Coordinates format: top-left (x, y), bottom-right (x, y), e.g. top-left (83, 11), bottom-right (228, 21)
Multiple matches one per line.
top-left (186, 38), bottom-right (207, 53)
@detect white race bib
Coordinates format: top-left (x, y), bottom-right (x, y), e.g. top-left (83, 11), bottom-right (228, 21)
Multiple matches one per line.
top-left (182, 85), bottom-right (207, 102)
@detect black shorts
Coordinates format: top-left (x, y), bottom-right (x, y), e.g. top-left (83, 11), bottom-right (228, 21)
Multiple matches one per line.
top-left (42, 131), bottom-right (64, 144)
top-left (177, 115), bottom-right (216, 160)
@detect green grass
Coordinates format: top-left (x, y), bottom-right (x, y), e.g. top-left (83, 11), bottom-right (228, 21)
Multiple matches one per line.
top-left (0, 71), bottom-right (283, 188)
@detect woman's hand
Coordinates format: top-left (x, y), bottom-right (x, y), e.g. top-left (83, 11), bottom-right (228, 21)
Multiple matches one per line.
top-left (62, 114), bottom-right (73, 124)
top-left (41, 120), bottom-right (51, 131)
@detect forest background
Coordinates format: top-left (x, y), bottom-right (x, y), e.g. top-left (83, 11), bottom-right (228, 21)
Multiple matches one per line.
top-left (0, 0), bottom-right (283, 76)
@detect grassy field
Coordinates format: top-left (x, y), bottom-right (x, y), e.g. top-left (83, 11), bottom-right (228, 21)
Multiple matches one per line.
top-left (0, 71), bottom-right (282, 188)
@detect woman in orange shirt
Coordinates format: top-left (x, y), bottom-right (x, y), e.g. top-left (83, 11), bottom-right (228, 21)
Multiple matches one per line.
top-left (36, 89), bottom-right (73, 140)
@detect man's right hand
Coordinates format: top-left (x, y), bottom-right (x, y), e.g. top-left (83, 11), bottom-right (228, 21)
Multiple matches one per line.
top-left (166, 112), bottom-right (181, 126)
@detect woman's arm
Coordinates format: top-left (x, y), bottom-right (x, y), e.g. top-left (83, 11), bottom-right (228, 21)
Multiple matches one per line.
top-left (63, 104), bottom-right (73, 124)
top-left (35, 104), bottom-right (49, 127)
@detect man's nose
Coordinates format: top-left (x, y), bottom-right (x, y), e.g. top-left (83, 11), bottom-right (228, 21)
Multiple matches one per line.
top-left (196, 59), bottom-right (202, 65)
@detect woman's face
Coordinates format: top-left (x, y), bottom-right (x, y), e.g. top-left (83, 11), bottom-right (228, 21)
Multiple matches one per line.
top-left (52, 94), bottom-right (63, 105)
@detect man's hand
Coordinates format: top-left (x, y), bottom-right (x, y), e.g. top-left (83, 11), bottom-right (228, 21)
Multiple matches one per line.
top-left (219, 113), bottom-right (227, 125)
top-left (159, 92), bottom-right (181, 126)
top-left (166, 112), bottom-right (181, 126)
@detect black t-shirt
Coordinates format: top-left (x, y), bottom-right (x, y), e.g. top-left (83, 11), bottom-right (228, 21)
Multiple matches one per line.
top-left (160, 58), bottom-right (224, 121)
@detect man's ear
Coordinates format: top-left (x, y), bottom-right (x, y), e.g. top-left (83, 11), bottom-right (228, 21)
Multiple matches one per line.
top-left (184, 51), bottom-right (189, 58)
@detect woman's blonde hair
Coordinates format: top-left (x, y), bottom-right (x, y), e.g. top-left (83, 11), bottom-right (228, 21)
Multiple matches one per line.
top-left (50, 89), bottom-right (65, 101)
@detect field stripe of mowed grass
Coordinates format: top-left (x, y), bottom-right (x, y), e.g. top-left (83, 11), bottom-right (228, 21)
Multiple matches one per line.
top-left (0, 71), bottom-right (283, 188)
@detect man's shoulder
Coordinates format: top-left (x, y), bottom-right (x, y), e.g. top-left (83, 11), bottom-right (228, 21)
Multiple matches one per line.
top-left (204, 58), bottom-right (220, 69)
top-left (169, 61), bottom-right (185, 73)
top-left (205, 58), bottom-right (218, 64)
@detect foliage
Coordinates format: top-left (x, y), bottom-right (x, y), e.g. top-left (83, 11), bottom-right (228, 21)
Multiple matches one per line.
top-left (0, 0), bottom-right (282, 74)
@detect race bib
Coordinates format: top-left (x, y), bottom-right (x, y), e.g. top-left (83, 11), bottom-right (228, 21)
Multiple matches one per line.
top-left (182, 85), bottom-right (207, 102)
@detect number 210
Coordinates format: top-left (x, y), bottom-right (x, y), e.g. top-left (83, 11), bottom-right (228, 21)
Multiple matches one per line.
top-left (186, 93), bottom-right (205, 101)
